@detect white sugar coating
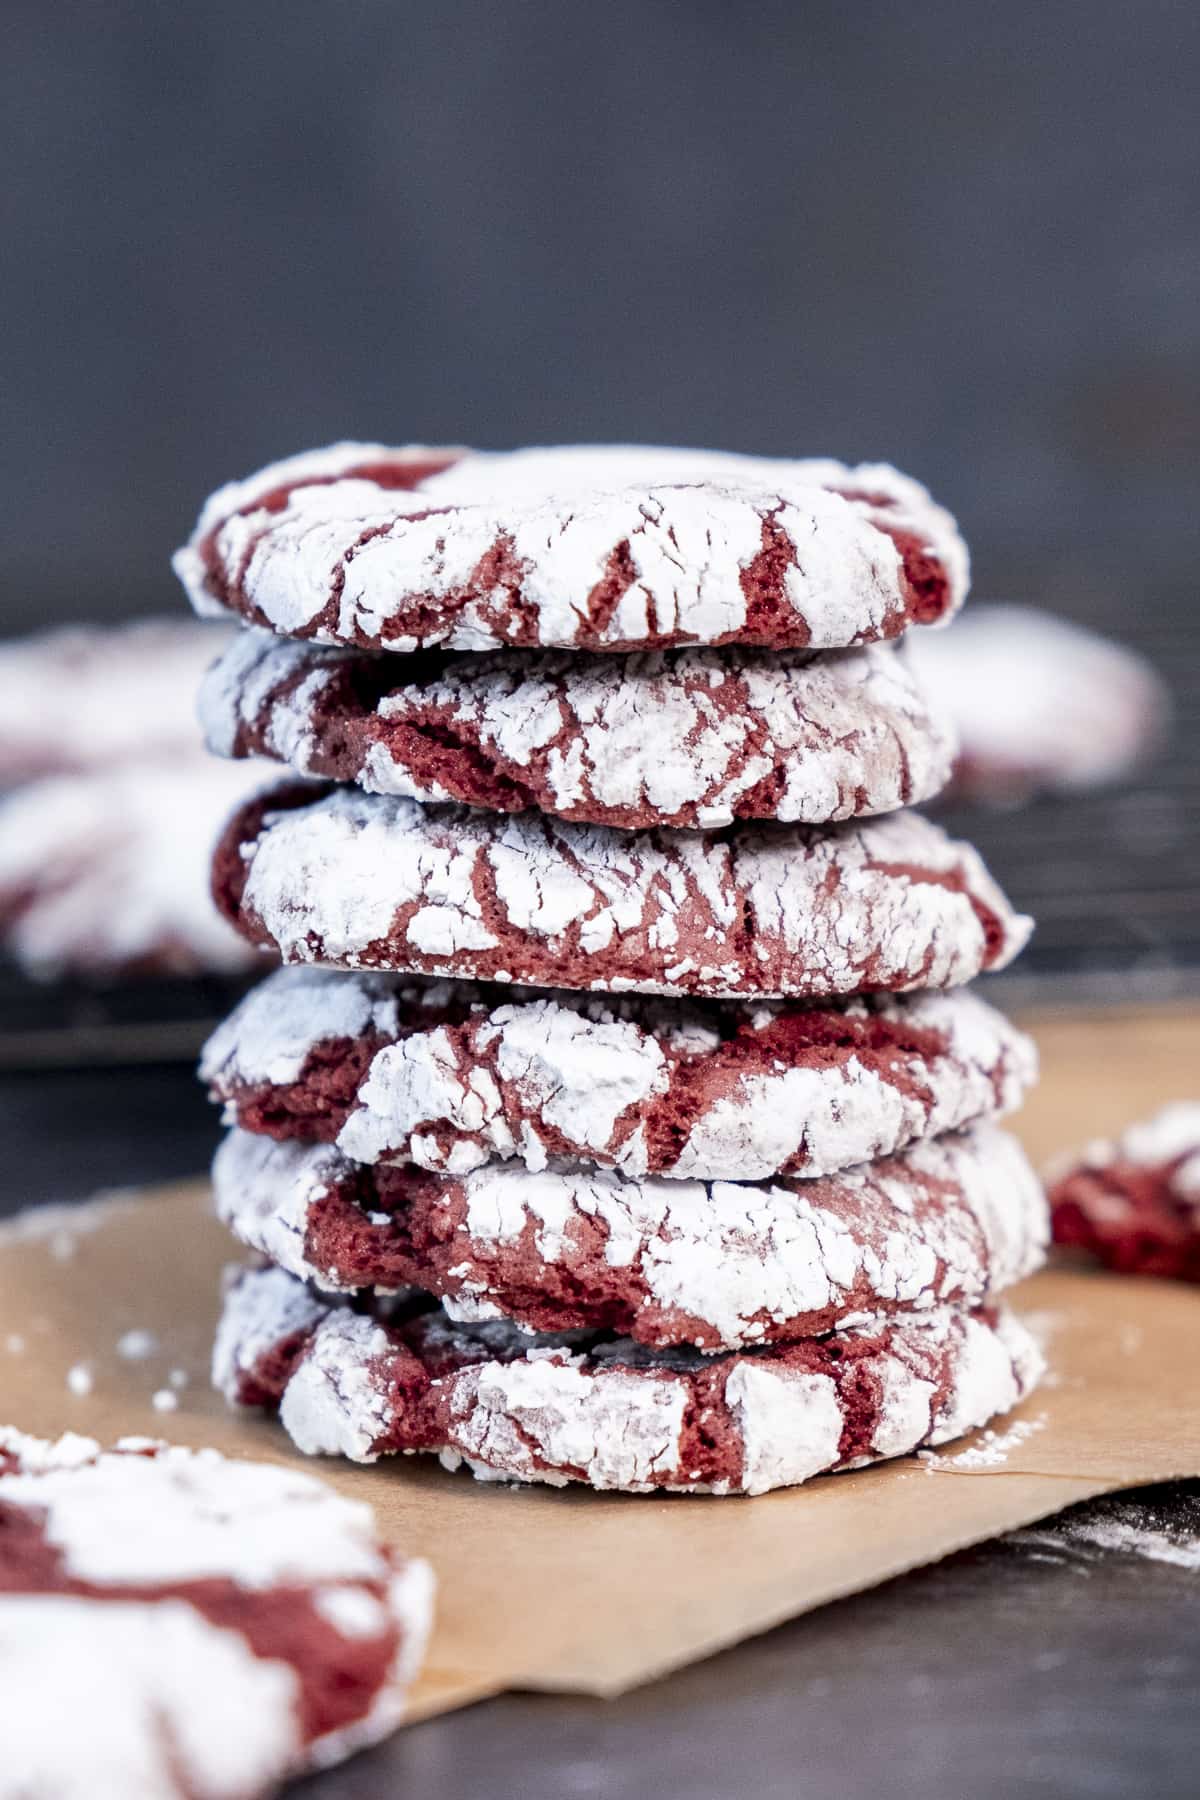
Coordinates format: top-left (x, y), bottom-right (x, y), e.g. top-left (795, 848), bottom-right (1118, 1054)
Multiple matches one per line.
top-left (1115, 1103), bottom-right (1200, 1200)
top-left (0, 1427), bottom-right (394, 1589)
top-left (217, 1270), bottom-right (1043, 1496)
top-left (0, 755), bottom-right (271, 979)
top-left (213, 1125), bottom-right (1049, 1348)
top-left (199, 630), bottom-right (957, 829)
top-left (202, 970), bottom-right (1037, 1182)
top-left (201, 964), bottom-right (458, 1089)
top-left (449, 1355), bottom-right (692, 1490)
top-left (1048, 1102), bottom-right (1200, 1205)
top-left (0, 1430), bottom-right (436, 1796)
top-left (870, 1355), bottom-right (939, 1457)
top-left (2, 1594), bottom-right (301, 1800)
top-left (66, 1362), bottom-right (94, 1396)
top-left (927, 1308), bottom-right (1042, 1445)
top-left (213, 1133), bottom-right (348, 1282)
top-left (279, 1311), bottom-right (401, 1462)
top-left (907, 605), bottom-right (1168, 801)
top-left (0, 617), bottom-right (232, 782)
top-left (117, 1329), bottom-right (159, 1360)
top-left (230, 789), bottom-right (1030, 999)
top-left (724, 1362), bottom-right (844, 1491)
top-left (176, 442), bottom-right (968, 656)
top-left (210, 1262), bottom-right (329, 1402)
top-left (919, 1413), bottom-right (1046, 1470)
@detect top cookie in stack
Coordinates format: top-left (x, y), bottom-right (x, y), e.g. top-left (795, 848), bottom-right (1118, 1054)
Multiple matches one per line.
top-left (179, 444), bottom-right (1045, 1496)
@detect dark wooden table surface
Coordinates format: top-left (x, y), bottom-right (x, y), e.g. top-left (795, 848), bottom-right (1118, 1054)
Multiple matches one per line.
top-left (3, 1061), bottom-right (1199, 1800)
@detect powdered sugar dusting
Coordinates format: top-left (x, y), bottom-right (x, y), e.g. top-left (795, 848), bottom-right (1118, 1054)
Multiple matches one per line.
top-left (0, 756), bottom-right (271, 979)
top-left (1009, 1492), bottom-right (1200, 1569)
top-left (918, 1411), bottom-right (1046, 1470)
top-left (213, 1124), bottom-right (1048, 1349)
top-left (216, 1267), bottom-right (1044, 1495)
top-left (204, 967), bottom-right (1037, 1183)
top-left (0, 1429), bottom-right (435, 1797)
top-left (200, 631), bottom-right (957, 829)
top-left (175, 442), bottom-right (968, 656)
top-left (225, 789), bottom-right (1030, 999)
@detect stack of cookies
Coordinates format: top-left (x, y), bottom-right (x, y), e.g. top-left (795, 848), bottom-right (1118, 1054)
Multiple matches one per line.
top-left (176, 443), bottom-right (1047, 1496)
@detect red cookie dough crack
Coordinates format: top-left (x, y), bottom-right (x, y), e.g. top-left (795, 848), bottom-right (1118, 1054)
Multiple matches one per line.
top-left (1049, 1103), bottom-right (1200, 1281)
top-left (213, 787), bottom-right (1030, 1000)
top-left (215, 1266), bottom-right (1043, 1495)
top-left (199, 631), bottom-right (955, 829)
top-left (174, 442), bottom-right (969, 656)
top-left (203, 968), bottom-right (1037, 1182)
top-left (214, 1123), bottom-right (1048, 1351)
top-left (0, 1429), bottom-right (433, 1798)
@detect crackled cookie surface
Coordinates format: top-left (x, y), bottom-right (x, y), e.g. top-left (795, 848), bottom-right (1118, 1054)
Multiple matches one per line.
top-left (200, 631), bottom-right (955, 829)
top-left (174, 441), bottom-right (968, 656)
top-left (213, 786), bottom-right (1030, 999)
top-left (215, 1266), bottom-right (1043, 1494)
top-left (0, 1429), bottom-right (433, 1799)
top-left (203, 968), bottom-right (1036, 1181)
top-left (1050, 1102), bottom-right (1200, 1281)
top-left (213, 1124), bottom-right (1047, 1350)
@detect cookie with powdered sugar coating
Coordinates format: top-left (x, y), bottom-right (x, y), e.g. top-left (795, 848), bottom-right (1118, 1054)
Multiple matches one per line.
top-left (0, 618), bottom-right (232, 783)
top-left (212, 1123), bottom-right (1048, 1351)
top-left (0, 757), bottom-right (270, 980)
top-left (212, 786), bottom-right (1030, 1001)
top-left (199, 631), bottom-right (955, 830)
top-left (202, 968), bottom-right (1036, 1182)
top-left (1049, 1103), bottom-right (1200, 1281)
top-left (0, 1429), bottom-right (433, 1798)
top-left (214, 1265), bottom-right (1043, 1496)
top-left (174, 441), bottom-right (968, 656)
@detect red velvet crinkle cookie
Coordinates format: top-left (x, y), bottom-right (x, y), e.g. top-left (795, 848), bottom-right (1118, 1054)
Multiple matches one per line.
top-left (173, 442), bottom-right (969, 656)
top-left (0, 757), bottom-right (269, 981)
top-left (202, 968), bottom-right (1037, 1182)
top-left (212, 786), bottom-right (1030, 1000)
top-left (213, 1124), bottom-right (1048, 1351)
top-left (908, 605), bottom-right (1168, 807)
top-left (214, 1265), bottom-right (1043, 1495)
top-left (0, 1429), bottom-right (433, 1798)
top-left (1049, 1103), bottom-right (1200, 1281)
top-left (0, 617), bottom-right (232, 783)
top-left (199, 630), bottom-right (955, 830)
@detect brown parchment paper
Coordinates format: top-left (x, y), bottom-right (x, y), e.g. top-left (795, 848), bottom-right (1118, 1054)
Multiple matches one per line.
top-left (1, 1002), bottom-right (1198, 1718)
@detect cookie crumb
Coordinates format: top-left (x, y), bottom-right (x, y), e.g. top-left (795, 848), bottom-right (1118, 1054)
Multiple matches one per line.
top-left (918, 1413), bottom-right (1045, 1471)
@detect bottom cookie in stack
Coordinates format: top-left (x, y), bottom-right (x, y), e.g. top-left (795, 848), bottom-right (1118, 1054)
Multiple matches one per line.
top-left (212, 1125), bottom-right (1048, 1495)
top-left (215, 1266), bottom-right (1043, 1496)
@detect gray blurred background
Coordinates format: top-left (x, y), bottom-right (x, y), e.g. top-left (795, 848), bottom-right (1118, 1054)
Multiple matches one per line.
top-left (3, 0), bottom-right (1198, 629)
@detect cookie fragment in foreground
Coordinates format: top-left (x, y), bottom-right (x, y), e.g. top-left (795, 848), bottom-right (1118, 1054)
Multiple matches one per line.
top-left (215, 1265), bottom-right (1044, 1495)
top-left (1050, 1102), bottom-right (1200, 1281)
top-left (0, 1429), bottom-right (433, 1798)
